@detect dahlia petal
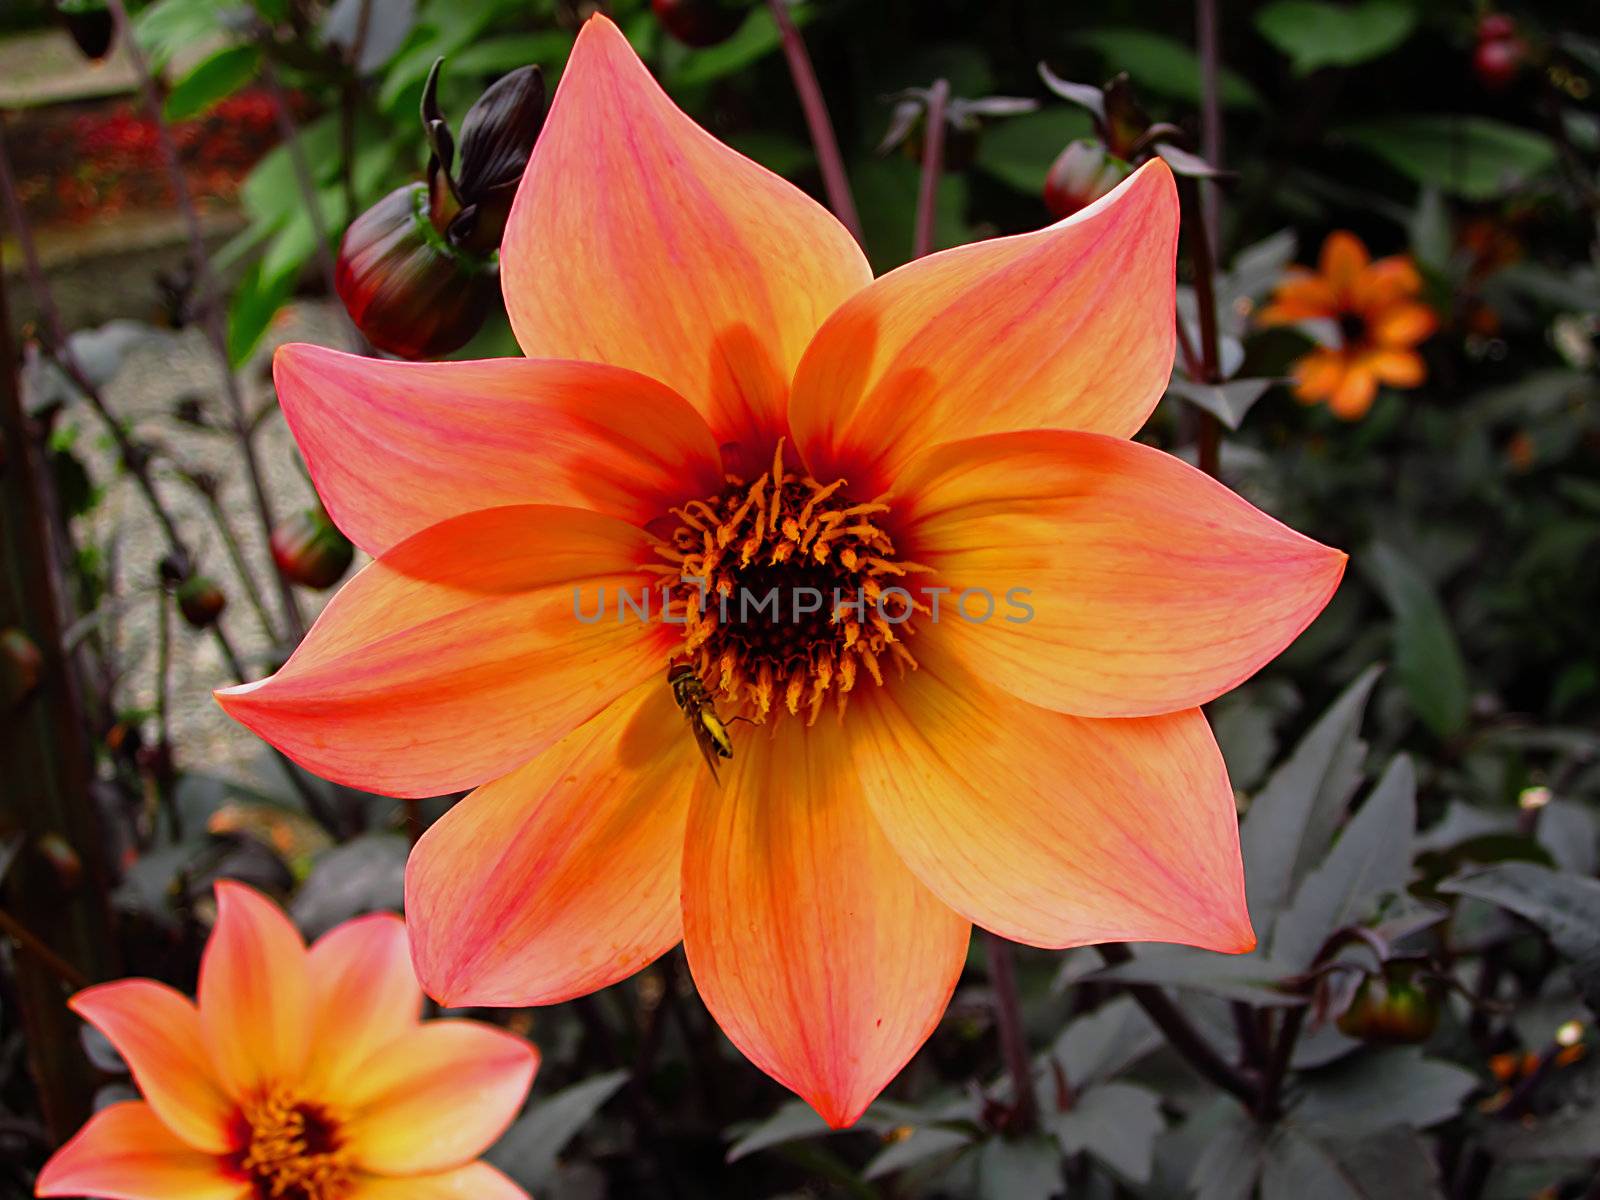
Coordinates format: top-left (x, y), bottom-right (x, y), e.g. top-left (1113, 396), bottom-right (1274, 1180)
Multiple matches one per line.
top-left (851, 641), bottom-right (1254, 951)
top-left (1257, 270), bottom-right (1337, 324)
top-left (35, 1102), bottom-right (246, 1200)
top-left (893, 430), bottom-right (1346, 717)
top-left (681, 715), bottom-right (970, 1128)
top-left (789, 159), bottom-right (1178, 495)
top-left (408, 681), bottom-right (697, 1007)
top-left (1371, 302), bottom-right (1437, 347)
top-left (340, 1020), bottom-right (538, 1175)
top-left (1319, 231), bottom-right (1369, 296)
top-left (274, 345), bottom-right (724, 557)
top-left (303, 913), bottom-right (422, 1099)
top-left (216, 505), bottom-right (675, 798)
top-left (350, 1162), bottom-right (528, 1200)
top-left (1364, 348), bottom-right (1425, 388)
top-left (69, 981), bottom-right (233, 1154)
top-left (501, 14), bottom-right (871, 469)
top-left (198, 881), bottom-right (310, 1101)
top-left (1291, 348), bottom-right (1344, 401)
top-left (1352, 256), bottom-right (1422, 309)
top-left (1329, 366), bottom-right (1379, 418)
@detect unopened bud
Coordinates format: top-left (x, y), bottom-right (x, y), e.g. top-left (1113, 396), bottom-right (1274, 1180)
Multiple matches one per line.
top-left (271, 507), bottom-right (355, 590)
top-left (57, 0), bottom-right (114, 62)
top-left (335, 182), bottom-right (498, 359)
top-left (175, 575), bottom-right (227, 629)
top-left (1043, 140), bottom-right (1130, 219)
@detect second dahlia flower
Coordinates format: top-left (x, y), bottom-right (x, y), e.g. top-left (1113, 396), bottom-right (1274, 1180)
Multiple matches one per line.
top-left (36, 883), bottom-right (537, 1200)
top-left (1259, 230), bottom-right (1437, 420)
top-left (219, 16), bottom-right (1346, 1127)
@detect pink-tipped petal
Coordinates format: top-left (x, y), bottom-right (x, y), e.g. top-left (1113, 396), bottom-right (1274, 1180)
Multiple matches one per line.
top-left (340, 1021), bottom-right (538, 1176)
top-left (682, 715), bottom-right (970, 1128)
top-left (198, 882), bottom-right (311, 1101)
top-left (274, 345), bottom-right (724, 557)
top-left (789, 160), bottom-right (1179, 495)
top-left (501, 14), bottom-right (872, 470)
top-left (350, 1163), bottom-right (529, 1200)
top-left (408, 682), bottom-right (697, 1007)
top-left (851, 641), bottom-right (1254, 953)
top-left (35, 1102), bottom-right (246, 1200)
top-left (893, 430), bottom-right (1346, 718)
top-left (216, 505), bottom-right (676, 798)
top-left (303, 913), bottom-right (422, 1099)
top-left (69, 981), bottom-right (233, 1154)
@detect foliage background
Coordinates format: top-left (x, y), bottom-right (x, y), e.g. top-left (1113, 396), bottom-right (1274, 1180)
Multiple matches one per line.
top-left (1, 0), bottom-right (1598, 1197)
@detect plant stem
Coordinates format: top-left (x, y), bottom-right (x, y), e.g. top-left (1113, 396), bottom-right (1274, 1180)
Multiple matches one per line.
top-left (1178, 176), bottom-right (1224, 478)
top-left (1096, 943), bottom-right (1259, 1108)
top-left (984, 931), bottom-right (1039, 1131)
top-left (1195, 0), bottom-right (1223, 250)
top-left (196, 486), bottom-right (281, 646)
top-left (912, 80), bottom-right (950, 261)
top-left (766, 0), bottom-right (864, 247)
top-left (257, 58), bottom-right (364, 350)
top-left (0, 908), bottom-right (91, 992)
top-left (0, 121), bottom-right (250, 680)
top-left (1255, 1005), bottom-right (1304, 1120)
top-left (105, 0), bottom-right (306, 643)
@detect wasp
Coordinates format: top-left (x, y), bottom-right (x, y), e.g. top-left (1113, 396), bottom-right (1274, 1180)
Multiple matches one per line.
top-left (667, 663), bottom-right (747, 781)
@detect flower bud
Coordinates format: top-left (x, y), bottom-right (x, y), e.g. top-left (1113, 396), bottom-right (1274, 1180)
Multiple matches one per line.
top-left (1, 627), bottom-right (43, 709)
top-left (449, 66), bottom-right (547, 255)
top-left (1043, 140), bottom-right (1130, 219)
top-left (1336, 963), bottom-right (1441, 1044)
top-left (652, 0), bottom-right (746, 48)
top-left (335, 182), bottom-right (498, 359)
top-left (175, 575), bottom-right (227, 629)
top-left (271, 507), bottom-right (355, 590)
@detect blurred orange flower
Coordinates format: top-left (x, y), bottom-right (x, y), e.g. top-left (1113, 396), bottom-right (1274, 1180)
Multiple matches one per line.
top-left (1260, 231), bottom-right (1437, 419)
top-left (36, 883), bottom-right (537, 1200)
top-left (217, 15), bottom-right (1345, 1127)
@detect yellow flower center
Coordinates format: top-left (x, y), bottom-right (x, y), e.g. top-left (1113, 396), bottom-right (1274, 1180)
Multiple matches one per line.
top-left (649, 442), bottom-right (924, 723)
top-left (228, 1086), bottom-right (353, 1200)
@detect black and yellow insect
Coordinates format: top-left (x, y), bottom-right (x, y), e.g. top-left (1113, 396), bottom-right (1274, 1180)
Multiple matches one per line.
top-left (667, 663), bottom-right (738, 781)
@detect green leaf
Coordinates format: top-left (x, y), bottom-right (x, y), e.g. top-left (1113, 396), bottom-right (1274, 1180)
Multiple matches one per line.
top-left (1342, 116), bottom-right (1557, 200)
top-left (852, 155), bottom-right (971, 274)
top-left (225, 260), bottom-right (296, 369)
top-left (666, 4), bottom-right (811, 89)
top-left (1053, 1082), bottom-right (1164, 1183)
top-left (133, 0), bottom-right (224, 72)
top-left (447, 30), bottom-right (574, 76)
top-left (864, 1126), bottom-right (974, 1181)
top-left (725, 1101), bottom-right (833, 1161)
top-left (1074, 28), bottom-right (1262, 109)
top-left (1271, 755), bottom-right (1417, 967)
top-left (1289, 1047), bottom-right (1477, 1133)
top-left (288, 833), bottom-right (407, 938)
top-left (973, 107), bottom-right (1093, 194)
top-left (1364, 542), bottom-right (1470, 739)
top-left (1262, 1125), bottom-right (1445, 1199)
top-left (1191, 1105), bottom-right (1268, 1200)
top-left (976, 1135), bottom-right (1060, 1200)
top-left (1485, 1106), bottom-right (1600, 1159)
top-left (1049, 996), bottom-right (1159, 1087)
top-left (725, 131), bottom-right (815, 179)
top-left (1441, 862), bottom-right (1600, 1013)
top-left (1254, 1), bottom-right (1416, 75)
top-left (1080, 946), bottom-right (1302, 1006)
top-left (1241, 666), bottom-right (1382, 928)
top-left (1166, 377), bottom-right (1276, 430)
top-left (486, 1070), bottom-right (627, 1191)
top-left (164, 44), bottom-right (261, 121)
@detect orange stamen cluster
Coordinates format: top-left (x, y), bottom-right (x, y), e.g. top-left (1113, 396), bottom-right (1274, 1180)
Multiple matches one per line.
top-left (649, 442), bottom-right (924, 723)
top-left (228, 1086), bottom-right (352, 1200)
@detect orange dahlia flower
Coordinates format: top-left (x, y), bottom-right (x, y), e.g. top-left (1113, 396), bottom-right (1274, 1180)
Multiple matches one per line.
top-left (36, 883), bottom-right (537, 1200)
top-left (1258, 230), bottom-right (1437, 420)
top-left (218, 16), bottom-right (1345, 1126)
